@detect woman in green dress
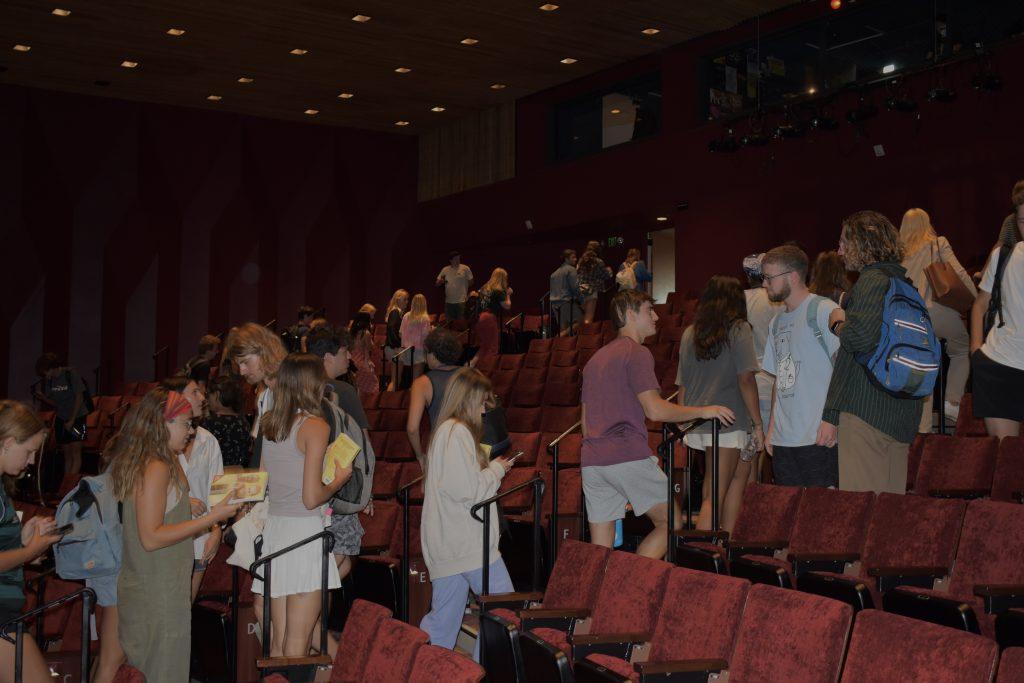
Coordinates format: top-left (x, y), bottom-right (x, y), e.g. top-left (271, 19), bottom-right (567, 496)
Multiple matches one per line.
top-left (0, 400), bottom-right (61, 683)
top-left (107, 388), bottom-right (240, 682)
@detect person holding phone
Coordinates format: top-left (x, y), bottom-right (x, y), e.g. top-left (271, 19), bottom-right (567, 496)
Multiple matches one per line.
top-left (419, 368), bottom-right (514, 658)
top-left (0, 400), bottom-right (63, 682)
top-left (108, 388), bottom-right (241, 683)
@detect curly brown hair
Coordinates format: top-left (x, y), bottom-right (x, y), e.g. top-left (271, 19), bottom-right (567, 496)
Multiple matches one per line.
top-left (839, 210), bottom-right (904, 271)
top-left (692, 276), bottom-right (747, 361)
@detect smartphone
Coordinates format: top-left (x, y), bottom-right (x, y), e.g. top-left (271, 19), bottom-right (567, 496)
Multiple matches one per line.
top-left (505, 451), bottom-right (524, 465)
top-left (53, 524), bottom-right (74, 538)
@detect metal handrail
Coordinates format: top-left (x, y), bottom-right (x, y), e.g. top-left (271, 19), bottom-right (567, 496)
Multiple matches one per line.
top-left (398, 474), bottom-right (424, 622)
top-left (938, 339), bottom-right (947, 436)
top-left (660, 417), bottom-right (722, 544)
top-left (250, 530), bottom-right (334, 662)
top-left (503, 313), bottom-right (524, 329)
top-left (545, 420), bottom-right (583, 566)
top-left (151, 345), bottom-right (169, 360)
top-left (471, 475), bottom-right (545, 668)
top-left (263, 318), bottom-right (277, 330)
top-left (1, 587), bottom-right (94, 683)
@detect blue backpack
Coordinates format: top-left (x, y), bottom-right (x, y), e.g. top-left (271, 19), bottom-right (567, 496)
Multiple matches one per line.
top-left (855, 277), bottom-right (940, 399)
top-left (53, 473), bottom-right (123, 580)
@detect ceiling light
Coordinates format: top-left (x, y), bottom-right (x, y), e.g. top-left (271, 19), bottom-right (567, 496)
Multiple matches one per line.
top-left (560, 57), bottom-right (577, 65)
top-left (882, 64), bottom-right (896, 74)
top-left (656, 216), bottom-right (669, 222)
top-left (460, 38), bottom-right (479, 45)
top-left (207, 95), bottom-right (222, 101)
top-left (238, 76), bottom-right (254, 84)
top-left (807, 86), bottom-right (817, 94)
top-left (52, 8), bottom-right (71, 17)
top-left (166, 28), bottom-right (185, 36)
top-left (351, 14), bottom-right (371, 22)
top-left (13, 44), bottom-right (31, 52)
top-left (290, 48), bottom-right (308, 55)
top-left (121, 60), bottom-right (138, 68)
top-left (641, 28), bottom-right (660, 35)
top-left (610, 108), bottom-right (621, 114)
top-left (394, 67), bottom-right (411, 73)
top-left (539, 4), bottom-right (559, 10)
top-left (305, 109), bottom-right (319, 115)
top-left (490, 83), bottom-right (507, 90)
top-left (431, 106), bottom-right (445, 112)
top-left (338, 92), bottom-right (354, 99)
top-left (395, 120), bottom-right (410, 127)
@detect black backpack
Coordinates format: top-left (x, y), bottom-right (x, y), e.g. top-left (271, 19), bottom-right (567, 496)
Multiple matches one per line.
top-left (984, 244), bottom-right (1013, 337)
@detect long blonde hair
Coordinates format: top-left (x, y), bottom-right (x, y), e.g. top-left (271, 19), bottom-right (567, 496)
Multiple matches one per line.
top-left (430, 368), bottom-right (492, 469)
top-left (899, 208), bottom-right (938, 256)
top-left (0, 400), bottom-right (46, 446)
top-left (108, 387), bottom-right (189, 501)
top-left (261, 353), bottom-right (325, 442)
top-left (386, 289), bottom-right (409, 318)
top-left (408, 293), bottom-right (430, 324)
top-left (224, 322), bottom-right (287, 381)
top-left (483, 268), bottom-right (509, 292)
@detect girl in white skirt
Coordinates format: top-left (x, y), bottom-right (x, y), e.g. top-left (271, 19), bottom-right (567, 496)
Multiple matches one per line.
top-left (253, 353), bottom-right (352, 658)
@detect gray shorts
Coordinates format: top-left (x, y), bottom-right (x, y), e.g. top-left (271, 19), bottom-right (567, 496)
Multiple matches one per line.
top-left (328, 513), bottom-right (365, 556)
top-left (582, 457), bottom-right (668, 523)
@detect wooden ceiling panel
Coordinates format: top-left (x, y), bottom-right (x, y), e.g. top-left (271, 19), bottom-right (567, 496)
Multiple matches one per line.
top-left (0, 0), bottom-right (794, 133)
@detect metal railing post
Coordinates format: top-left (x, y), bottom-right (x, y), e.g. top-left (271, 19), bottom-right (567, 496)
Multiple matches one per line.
top-left (663, 423), bottom-right (675, 564)
top-left (532, 479), bottom-right (544, 592)
top-left (262, 563), bottom-right (272, 658)
top-left (549, 443), bottom-right (560, 567)
top-left (320, 534), bottom-right (330, 655)
top-left (938, 339), bottom-right (948, 435)
top-left (711, 418), bottom-right (721, 532)
top-left (231, 566), bottom-right (239, 683)
top-left (401, 485), bottom-right (411, 622)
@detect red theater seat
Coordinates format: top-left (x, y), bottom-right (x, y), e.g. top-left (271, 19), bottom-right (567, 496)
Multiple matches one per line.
top-left (911, 435), bottom-right (999, 498)
top-left (409, 645), bottom-right (485, 683)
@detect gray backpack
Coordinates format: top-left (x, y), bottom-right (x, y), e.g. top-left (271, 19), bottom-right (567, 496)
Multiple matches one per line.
top-left (321, 389), bottom-right (375, 515)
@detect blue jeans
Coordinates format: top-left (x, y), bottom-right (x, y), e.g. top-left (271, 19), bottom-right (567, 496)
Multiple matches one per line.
top-left (420, 558), bottom-right (514, 660)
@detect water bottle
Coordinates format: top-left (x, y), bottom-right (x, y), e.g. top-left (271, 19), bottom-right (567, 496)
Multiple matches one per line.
top-left (613, 519), bottom-right (624, 548)
top-left (740, 431), bottom-right (756, 463)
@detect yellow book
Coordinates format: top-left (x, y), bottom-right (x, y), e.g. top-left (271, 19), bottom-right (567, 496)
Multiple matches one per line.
top-left (322, 433), bottom-right (361, 485)
top-left (209, 470), bottom-right (268, 506)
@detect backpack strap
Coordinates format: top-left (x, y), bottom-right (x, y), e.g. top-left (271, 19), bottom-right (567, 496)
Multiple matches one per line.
top-left (991, 245), bottom-right (1013, 329)
top-left (805, 295), bottom-right (833, 366)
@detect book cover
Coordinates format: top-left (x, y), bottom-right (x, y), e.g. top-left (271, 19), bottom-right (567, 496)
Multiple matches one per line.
top-left (209, 470), bottom-right (268, 506)
top-left (322, 433), bottom-right (361, 484)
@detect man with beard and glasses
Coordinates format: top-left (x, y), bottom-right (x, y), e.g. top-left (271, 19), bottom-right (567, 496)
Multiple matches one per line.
top-left (761, 245), bottom-right (844, 487)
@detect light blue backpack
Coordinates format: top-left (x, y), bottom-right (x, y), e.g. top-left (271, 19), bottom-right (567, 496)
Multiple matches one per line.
top-left (54, 473), bottom-right (122, 580)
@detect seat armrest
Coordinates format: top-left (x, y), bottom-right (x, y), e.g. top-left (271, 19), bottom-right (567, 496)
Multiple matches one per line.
top-left (974, 584), bottom-right (1024, 614)
top-left (868, 565), bottom-right (947, 593)
top-left (928, 488), bottom-right (989, 500)
top-left (570, 632), bottom-right (650, 646)
top-left (358, 543), bottom-right (391, 554)
top-left (636, 659), bottom-right (728, 675)
top-left (788, 552), bottom-right (860, 564)
top-left (673, 530), bottom-right (729, 544)
top-left (728, 540), bottom-right (787, 560)
top-left (256, 654), bottom-right (332, 669)
top-left (476, 591), bottom-right (543, 606)
top-left (521, 607), bottom-right (589, 631)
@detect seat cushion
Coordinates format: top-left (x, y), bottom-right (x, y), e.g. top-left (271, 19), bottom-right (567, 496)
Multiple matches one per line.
top-left (490, 607), bottom-right (519, 627)
top-left (530, 627), bottom-right (572, 664)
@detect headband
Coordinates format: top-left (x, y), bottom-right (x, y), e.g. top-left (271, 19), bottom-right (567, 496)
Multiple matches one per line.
top-left (164, 391), bottom-right (192, 421)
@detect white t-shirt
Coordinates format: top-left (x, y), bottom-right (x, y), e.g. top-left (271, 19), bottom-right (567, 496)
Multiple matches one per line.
top-left (979, 243), bottom-right (1024, 371)
top-left (178, 427), bottom-right (225, 561)
top-left (745, 288), bottom-right (784, 368)
top-left (763, 294), bottom-right (840, 447)
top-left (437, 264), bottom-right (474, 304)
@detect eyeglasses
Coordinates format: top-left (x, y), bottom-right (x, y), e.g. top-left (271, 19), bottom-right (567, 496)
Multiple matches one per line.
top-left (762, 270), bottom-right (794, 283)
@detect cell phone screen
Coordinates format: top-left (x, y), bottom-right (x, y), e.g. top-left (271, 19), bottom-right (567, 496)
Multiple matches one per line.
top-left (54, 524), bottom-right (74, 537)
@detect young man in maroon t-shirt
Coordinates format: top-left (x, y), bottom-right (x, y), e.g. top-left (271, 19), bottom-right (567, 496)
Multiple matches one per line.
top-left (581, 290), bottom-right (734, 559)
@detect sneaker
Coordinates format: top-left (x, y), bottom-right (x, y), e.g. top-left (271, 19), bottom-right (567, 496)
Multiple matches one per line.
top-left (943, 400), bottom-right (960, 423)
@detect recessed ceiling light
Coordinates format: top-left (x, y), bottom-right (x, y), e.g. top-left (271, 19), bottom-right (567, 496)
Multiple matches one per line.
top-left (238, 76), bottom-right (254, 84)
top-left (656, 216), bottom-right (668, 222)
top-left (882, 63), bottom-right (896, 74)
top-left (207, 95), bottom-right (222, 101)
top-left (490, 83), bottom-right (508, 90)
top-left (305, 109), bottom-right (319, 116)
top-left (460, 38), bottom-right (479, 45)
top-left (166, 28), bottom-right (186, 36)
top-left (641, 28), bottom-right (660, 35)
top-left (395, 120), bottom-right (410, 127)
top-left (560, 57), bottom-right (577, 64)
top-left (13, 44), bottom-right (31, 52)
top-left (290, 48), bottom-right (308, 55)
top-left (52, 8), bottom-right (71, 17)
top-left (431, 106), bottom-right (445, 112)
top-left (338, 92), bottom-right (354, 99)
top-left (539, 3), bottom-right (559, 11)
top-left (610, 108), bottom-right (621, 114)
top-left (351, 14), bottom-right (371, 23)
top-left (121, 60), bottom-right (138, 68)
top-left (394, 67), bottom-right (411, 74)
top-left (807, 86), bottom-right (817, 94)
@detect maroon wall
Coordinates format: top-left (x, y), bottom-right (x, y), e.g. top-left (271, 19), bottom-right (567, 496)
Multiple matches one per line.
top-left (1, 85), bottom-right (417, 396)
top-left (407, 3), bottom-right (1024, 311)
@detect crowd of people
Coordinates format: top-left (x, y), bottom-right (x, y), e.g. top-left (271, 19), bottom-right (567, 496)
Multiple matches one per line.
top-left (1, 184), bottom-right (1020, 680)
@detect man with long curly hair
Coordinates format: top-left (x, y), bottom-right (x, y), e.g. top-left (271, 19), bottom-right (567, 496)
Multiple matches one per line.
top-left (822, 211), bottom-right (924, 493)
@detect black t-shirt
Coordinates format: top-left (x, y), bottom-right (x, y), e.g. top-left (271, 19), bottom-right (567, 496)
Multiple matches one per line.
top-left (386, 310), bottom-right (402, 349)
top-left (327, 379), bottom-right (369, 430)
top-left (202, 414), bottom-right (252, 468)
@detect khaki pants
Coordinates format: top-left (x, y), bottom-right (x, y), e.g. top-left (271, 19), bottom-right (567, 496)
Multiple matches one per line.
top-left (838, 412), bottom-right (910, 493)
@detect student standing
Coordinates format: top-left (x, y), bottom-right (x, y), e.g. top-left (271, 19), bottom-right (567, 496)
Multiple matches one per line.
top-left (436, 251), bottom-right (474, 322)
top-left (550, 249), bottom-right (584, 336)
top-left (761, 246), bottom-right (842, 487)
top-left (384, 290), bottom-right (409, 391)
top-left (33, 353), bottom-right (89, 476)
top-left (109, 388), bottom-right (240, 683)
top-left (406, 329), bottom-right (465, 469)
top-left (419, 368), bottom-right (514, 657)
top-left (0, 401), bottom-right (62, 683)
top-left (202, 376), bottom-right (252, 468)
top-left (401, 294), bottom-right (434, 381)
top-left (583, 290), bottom-right (734, 557)
top-left (348, 311), bottom-right (380, 395)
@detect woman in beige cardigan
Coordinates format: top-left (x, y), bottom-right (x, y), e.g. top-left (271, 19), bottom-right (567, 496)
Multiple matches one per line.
top-left (900, 208), bottom-right (977, 431)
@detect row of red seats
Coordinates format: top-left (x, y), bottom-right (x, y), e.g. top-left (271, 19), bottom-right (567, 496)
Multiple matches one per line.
top-left (907, 434), bottom-right (1023, 501)
top-left (478, 540), bottom-right (1015, 682)
top-left (674, 483), bottom-right (1024, 648)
